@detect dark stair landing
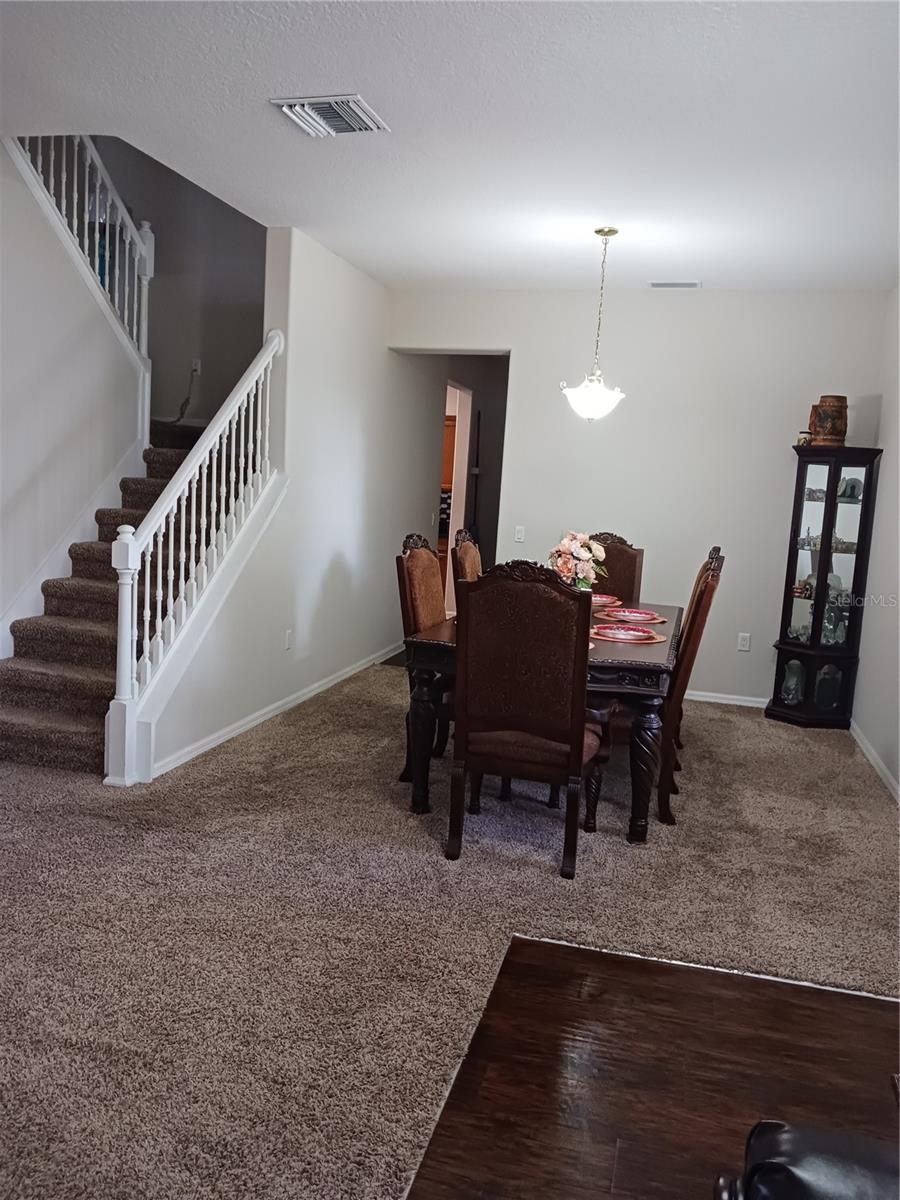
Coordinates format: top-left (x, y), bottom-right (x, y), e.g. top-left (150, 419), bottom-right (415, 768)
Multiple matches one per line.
top-left (1, 425), bottom-right (205, 775)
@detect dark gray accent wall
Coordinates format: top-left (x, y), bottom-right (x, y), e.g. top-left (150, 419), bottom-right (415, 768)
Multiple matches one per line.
top-left (95, 136), bottom-right (266, 423)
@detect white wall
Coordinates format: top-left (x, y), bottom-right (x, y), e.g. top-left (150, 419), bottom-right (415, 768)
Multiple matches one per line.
top-left (151, 229), bottom-right (448, 767)
top-left (389, 287), bottom-right (890, 700)
top-left (0, 141), bottom-right (141, 617)
top-left (854, 289), bottom-right (899, 792)
top-left (95, 137), bottom-right (266, 423)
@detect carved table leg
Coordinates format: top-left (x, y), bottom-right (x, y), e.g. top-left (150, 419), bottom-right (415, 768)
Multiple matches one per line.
top-left (627, 696), bottom-right (663, 844)
top-left (410, 668), bottom-right (438, 814)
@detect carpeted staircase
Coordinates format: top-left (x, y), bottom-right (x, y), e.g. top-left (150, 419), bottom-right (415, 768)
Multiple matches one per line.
top-left (0, 424), bottom-right (204, 774)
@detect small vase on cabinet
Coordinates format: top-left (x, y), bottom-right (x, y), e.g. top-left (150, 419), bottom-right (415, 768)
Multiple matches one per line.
top-left (765, 444), bottom-right (882, 729)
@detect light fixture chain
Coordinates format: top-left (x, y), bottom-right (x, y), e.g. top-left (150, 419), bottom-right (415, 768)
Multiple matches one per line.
top-left (592, 235), bottom-right (610, 375)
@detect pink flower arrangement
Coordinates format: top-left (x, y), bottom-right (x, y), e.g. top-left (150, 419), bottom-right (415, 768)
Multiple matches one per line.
top-left (548, 531), bottom-right (608, 590)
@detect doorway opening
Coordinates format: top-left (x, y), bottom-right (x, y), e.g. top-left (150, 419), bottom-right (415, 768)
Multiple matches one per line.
top-left (433, 354), bottom-right (510, 611)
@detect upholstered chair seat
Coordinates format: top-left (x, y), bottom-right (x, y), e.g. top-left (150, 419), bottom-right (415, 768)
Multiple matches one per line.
top-left (468, 728), bottom-right (602, 771)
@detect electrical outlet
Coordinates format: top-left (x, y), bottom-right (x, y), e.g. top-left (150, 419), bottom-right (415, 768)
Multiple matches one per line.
top-left (284, 628), bottom-right (293, 651)
top-left (737, 632), bottom-right (751, 652)
top-left (192, 358), bottom-right (202, 375)
top-left (514, 525), bottom-right (525, 543)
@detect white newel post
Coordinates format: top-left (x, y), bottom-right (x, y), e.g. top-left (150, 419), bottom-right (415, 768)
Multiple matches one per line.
top-left (105, 524), bottom-right (140, 785)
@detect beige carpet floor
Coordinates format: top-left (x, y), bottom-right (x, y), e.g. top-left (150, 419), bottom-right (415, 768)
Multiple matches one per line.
top-left (0, 664), bottom-right (897, 1199)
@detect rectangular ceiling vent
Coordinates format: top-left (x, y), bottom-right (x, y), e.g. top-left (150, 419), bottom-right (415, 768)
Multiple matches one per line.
top-left (649, 281), bottom-right (702, 289)
top-left (273, 95), bottom-right (390, 138)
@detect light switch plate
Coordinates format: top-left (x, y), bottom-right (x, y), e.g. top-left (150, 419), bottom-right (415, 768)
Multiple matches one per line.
top-left (514, 526), bottom-right (525, 543)
top-left (737, 632), bottom-right (751, 652)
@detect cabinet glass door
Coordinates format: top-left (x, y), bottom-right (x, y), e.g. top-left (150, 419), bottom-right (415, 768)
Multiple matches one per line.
top-left (823, 464), bottom-right (867, 648)
top-left (788, 462), bottom-right (829, 644)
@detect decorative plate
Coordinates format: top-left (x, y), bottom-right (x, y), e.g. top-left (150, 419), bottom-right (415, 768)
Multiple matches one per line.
top-left (592, 624), bottom-right (667, 645)
top-left (591, 594), bottom-right (622, 607)
top-left (607, 608), bottom-right (666, 624)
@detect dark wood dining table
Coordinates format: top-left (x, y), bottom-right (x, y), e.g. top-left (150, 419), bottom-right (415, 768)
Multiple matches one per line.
top-left (403, 602), bottom-right (683, 843)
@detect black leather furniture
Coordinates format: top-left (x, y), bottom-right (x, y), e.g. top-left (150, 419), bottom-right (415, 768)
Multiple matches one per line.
top-left (715, 1120), bottom-right (899, 1200)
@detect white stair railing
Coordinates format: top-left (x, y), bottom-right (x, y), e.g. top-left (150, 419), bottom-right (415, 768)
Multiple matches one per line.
top-left (12, 134), bottom-right (154, 357)
top-left (110, 330), bottom-right (284, 717)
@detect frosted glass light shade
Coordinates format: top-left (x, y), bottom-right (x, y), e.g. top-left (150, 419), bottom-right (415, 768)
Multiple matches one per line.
top-left (560, 373), bottom-right (625, 421)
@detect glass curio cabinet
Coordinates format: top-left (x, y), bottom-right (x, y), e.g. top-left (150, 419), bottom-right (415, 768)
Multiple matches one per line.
top-left (766, 445), bottom-right (882, 728)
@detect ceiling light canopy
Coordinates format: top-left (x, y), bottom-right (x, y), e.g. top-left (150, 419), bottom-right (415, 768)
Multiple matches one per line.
top-left (560, 228), bottom-right (625, 422)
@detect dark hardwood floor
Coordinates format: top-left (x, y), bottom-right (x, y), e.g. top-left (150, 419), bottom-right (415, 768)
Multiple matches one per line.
top-left (408, 937), bottom-right (898, 1199)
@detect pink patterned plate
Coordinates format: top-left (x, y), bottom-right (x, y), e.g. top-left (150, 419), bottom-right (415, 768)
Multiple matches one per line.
top-left (592, 624), bottom-right (666, 645)
top-left (591, 594), bottom-right (622, 607)
top-left (607, 608), bottom-right (666, 624)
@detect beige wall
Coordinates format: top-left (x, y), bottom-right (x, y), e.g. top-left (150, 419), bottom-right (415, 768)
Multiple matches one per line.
top-left (151, 230), bottom-right (448, 766)
top-left (389, 287), bottom-right (890, 702)
top-left (854, 288), bottom-right (899, 791)
top-left (0, 141), bottom-right (140, 619)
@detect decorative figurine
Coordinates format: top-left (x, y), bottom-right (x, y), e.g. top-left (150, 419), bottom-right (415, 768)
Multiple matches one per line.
top-left (796, 429), bottom-right (812, 446)
top-left (808, 395), bottom-right (848, 447)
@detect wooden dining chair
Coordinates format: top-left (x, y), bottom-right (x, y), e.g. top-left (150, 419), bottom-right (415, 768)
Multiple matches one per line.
top-left (450, 529), bottom-right (482, 586)
top-left (673, 545), bottom-right (721, 752)
top-left (589, 532), bottom-right (644, 605)
top-left (447, 561), bottom-right (610, 878)
top-left (396, 533), bottom-right (453, 779)
top-left (656, 553), bottom-right (724, 824)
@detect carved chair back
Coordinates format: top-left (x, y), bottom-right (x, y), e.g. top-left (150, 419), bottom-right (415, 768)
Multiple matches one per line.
top-left (450, 529), bottom-right (483, 587)
top-left (589, 532), bottom-right (644, 605)
top-left (666, 554), bottom-right (724, 715)
top-left (680, 545), bottom-right (722, 650)
top-left (396, 533), bottom-right (447, 638)
top-left (454, 562), bottom-right (591, 779)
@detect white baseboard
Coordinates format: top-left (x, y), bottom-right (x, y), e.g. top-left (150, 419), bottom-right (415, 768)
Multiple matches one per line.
top-left (0, 438), bottom-right (144, 656)
top-left (685, 690), bottom-right (768, 707)
top-left (150, 639), bottom-right (403, 780)
top-left (850, 719), bottom-right (899, 801)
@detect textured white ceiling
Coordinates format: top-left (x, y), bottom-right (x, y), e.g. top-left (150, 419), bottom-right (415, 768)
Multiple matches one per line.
top-left (0, 1), bottom-right (896, 289)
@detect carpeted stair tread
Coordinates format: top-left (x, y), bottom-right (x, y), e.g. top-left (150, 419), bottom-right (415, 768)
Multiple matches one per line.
top-left (0, 702), bottom-right (105, 736)
top-left (120, 476), bottom-right (169, 508)
top-left (143, 446), bottom-right (190, 478)
top-left (11, 614), bottom-right (118, 669)
top-left (0, 702), bottom-right (105, 772)
top-left (0, 657), bottom-right (115, 717)
top-left (41, 576), bottom-right (125, 621)
top-left (95, 507), bottom-right (151, 540)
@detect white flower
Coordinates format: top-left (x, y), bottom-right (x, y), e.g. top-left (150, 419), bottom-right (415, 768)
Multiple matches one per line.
top-left (589, 541), bottom-right (606, 562)
top-left (573, 543), bottom-right (591, 560)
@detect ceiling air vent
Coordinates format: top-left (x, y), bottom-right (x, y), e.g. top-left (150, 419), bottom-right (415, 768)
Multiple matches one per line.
top-left (649, 281), bottom-right (702, 289)
top-left (273, 94), bottom-right (390, 138)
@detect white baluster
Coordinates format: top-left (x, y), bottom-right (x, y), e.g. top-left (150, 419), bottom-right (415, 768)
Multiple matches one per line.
top-left (82, 143), bottom-right (89, 255)
top-left (60, 137), bottom-right (67, 224)
top-left (175, 492), bottom-right (188, 626)
top-left (131, 240), bottom-right (138, 340)
top-left (245, 380), bottom-right (256, 510)
top-left (139, 550), bottom-right (152, 689)
top-left (151, 527), bottom-right (164, 666)
top-left (72, 137), bottom-right (80, 245)
top-left (198, 457), bottom-right (209, 590)
top-left (163, 509), bottom-right (176, 644)
top-left (130, 559), bottom-right (139, 699)
top-left (236, 396), bottom-right (246, 526)
top-left (253, 375), bottom-right (264, 497)
top-left (263, 363), bottom-right (272, 481)
top-left (226, 418), bottom-right (237, 541)
top-left (114, 206), bottom-right (121, 320)
top-left (186, 475), bottom-right (198, 605)
top-left (216, 430), bottom-right (228, 557)
top-left (49, 136), bottom-right (56, 205)
top-left (93, 162), bottom-right (100, 274)
top-left (207, 447), bottom-right (218, 575)
top-left (36, 136), bottom-right (43, 183)
top-left (138, 221), bottom-right (153, 359)
top-left (112, 526), bottom-right (136, 702)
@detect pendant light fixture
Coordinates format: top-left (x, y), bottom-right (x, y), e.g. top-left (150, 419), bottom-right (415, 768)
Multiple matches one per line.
top-left (560, 227), bottom-right (625, 421)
